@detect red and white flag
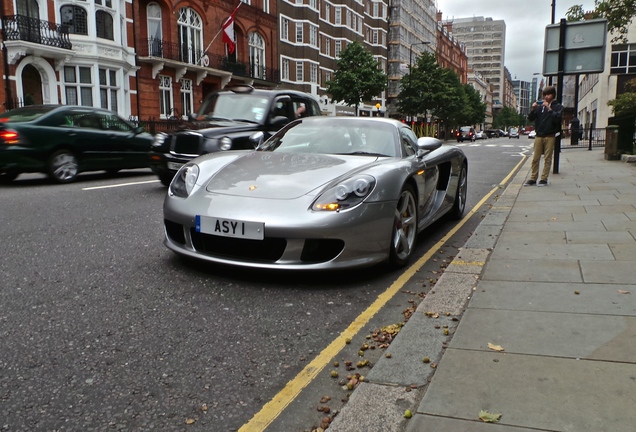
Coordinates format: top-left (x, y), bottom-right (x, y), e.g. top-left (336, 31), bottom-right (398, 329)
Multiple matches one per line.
top-left (222, 11), bottom-right (237, 54)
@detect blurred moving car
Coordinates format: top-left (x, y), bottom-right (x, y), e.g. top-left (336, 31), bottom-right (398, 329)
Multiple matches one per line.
top-left (528, 130), bottom-right (537, 139)
top-left (163, 117), bottom-right (468, 270)
top-left (0, 105), bottom-right (153, 183)
top-left (508, 127), bottom-right (520, 139)
top-left (149, 85), bottom-right (322, 186)
top-left (456, 126), bottom-right (475, 142)
top-left (475, 131), bottom-right (487, 140)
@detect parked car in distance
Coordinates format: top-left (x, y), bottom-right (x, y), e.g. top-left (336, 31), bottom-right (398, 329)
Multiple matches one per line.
top-left (499, 129), bottom-right (508, 137)
top-left (475, 131), bottom-right (487, 140)
top-left (528, 130), bottom-right (536, 139)
top-left (484, 129), bottom-right (499, 138)
top-left (456, 126), bottom-right (475, 142)
top-left (0, 105), bottom-right (153, 183)
top-left (149, 85), bottom-right (322, 186)
top-left (508, 127), bottom-right (520, 139)
top-left (163, 117), bottom-right (468, 270)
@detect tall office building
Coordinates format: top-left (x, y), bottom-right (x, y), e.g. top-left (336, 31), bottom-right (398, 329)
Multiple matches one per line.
top-left (441, 16), bottom-right (506, 110)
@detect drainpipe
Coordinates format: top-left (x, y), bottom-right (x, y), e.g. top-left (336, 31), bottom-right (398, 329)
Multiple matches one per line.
top-left (131, 0), bottom-right (141, 120)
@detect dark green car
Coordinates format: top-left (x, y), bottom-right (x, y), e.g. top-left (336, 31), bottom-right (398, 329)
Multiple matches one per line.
top-left (0, 105), bottom-right (153, 183)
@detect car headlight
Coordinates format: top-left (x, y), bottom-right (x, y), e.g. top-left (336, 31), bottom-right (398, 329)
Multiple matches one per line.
top-left (312, 175), bottom-right (375, 211)
top-left (169, 163), bottom-right (200, 198)
top-left (220, 136), bottom-right (232, 151)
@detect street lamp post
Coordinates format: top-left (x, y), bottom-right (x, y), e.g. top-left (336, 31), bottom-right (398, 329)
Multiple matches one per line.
top-left (408, 41), bottom-right (431, 123)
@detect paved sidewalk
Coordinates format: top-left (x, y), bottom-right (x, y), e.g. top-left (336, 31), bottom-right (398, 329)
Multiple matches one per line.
top-left (328, 149), bottom-right (636, 432)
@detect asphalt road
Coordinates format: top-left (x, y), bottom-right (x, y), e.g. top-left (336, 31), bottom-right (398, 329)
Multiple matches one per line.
top-left (0, 136), bottom-right (532, 432)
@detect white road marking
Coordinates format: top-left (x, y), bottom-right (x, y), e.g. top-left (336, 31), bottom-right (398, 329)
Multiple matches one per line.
top-left (82, 179), bottom-right (160, 190)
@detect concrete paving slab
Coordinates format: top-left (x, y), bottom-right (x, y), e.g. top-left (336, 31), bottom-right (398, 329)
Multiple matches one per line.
top-left (480, 210), bottom-right (510, 226)
top-left (490, 243), bottom-right (614, 261)
top-left (481, 259), bottom-right (582, 283)
top-left (512, 199), bottom-right (601, 208)
top-left (445, 249), bottom-right (490, 275)
top-left (417, 272), bottom-right (478, 315)
top-left (572, 212), bottom-right (631, 222)
top-left (566, 231), bottom-right (635, 243)
top-left (497, 231), bottom-right (567, 245)
top-left (502, 220), bottom-right (606, 232)
top-left (508, 206), bottom-right (586, 216)
top-left (366, 313), bottom-right (455, 387)
top-left (463, 225), bottom-right (503, 249)
top-left (581, 260), bottom-right (636, 284)
top-left (417, 349), bottom-right (636, 432)
top-left (405, 414), bottom-right (546, 432)
top-left (469, 280), bottom-right (636, 315)
top-left (449, 309), bottom-right (636, 362)
top-left (602, 219), bottom-right (636, 231)
top-left (582, 205), bottom-right (636, 214)
top-left (327, 382), bottom-right (420, 432)
top-left (610, 243), bottom-right (636, 260)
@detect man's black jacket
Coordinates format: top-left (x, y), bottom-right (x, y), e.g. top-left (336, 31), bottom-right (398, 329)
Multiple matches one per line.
top-left (528, 101), bottom-right (564, 137)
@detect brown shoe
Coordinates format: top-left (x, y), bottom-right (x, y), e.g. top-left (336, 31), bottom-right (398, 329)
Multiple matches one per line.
top-left (524, 179), bottom-right (537, 186)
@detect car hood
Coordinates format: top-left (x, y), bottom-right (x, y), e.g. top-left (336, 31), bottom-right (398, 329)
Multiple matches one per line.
top-left (204, 151), bottom-right (381, 199)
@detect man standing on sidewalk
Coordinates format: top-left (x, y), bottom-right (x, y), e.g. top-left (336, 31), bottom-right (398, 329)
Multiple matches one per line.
top-left (525, 86), bottom-right (564, 186)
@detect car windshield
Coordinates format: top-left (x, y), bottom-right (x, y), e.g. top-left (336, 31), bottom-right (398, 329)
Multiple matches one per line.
top-left (197, 93), bottom-right (270, 124)
top-left (510, 128), bottom-right (519, 133)
top-left (0, 105), bottom-right (58, 123)
top-left (460, 127), bottom-right (472, 132)
top-left (259, 119), bottom-right (399, 157)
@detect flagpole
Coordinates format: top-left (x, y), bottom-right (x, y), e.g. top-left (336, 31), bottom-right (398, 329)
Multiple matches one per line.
top-left (202, 2), bottom-right (243, 56)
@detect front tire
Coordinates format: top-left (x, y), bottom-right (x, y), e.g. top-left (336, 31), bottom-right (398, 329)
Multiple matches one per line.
top-left (449, 164), bottom-right (467, 220)
top-left (389, 185), bottom-right (418, 268)
top-left (47, 150), bottom-right (78, 183)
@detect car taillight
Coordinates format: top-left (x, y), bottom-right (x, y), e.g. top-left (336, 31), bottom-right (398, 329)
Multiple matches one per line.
top-left (0, 129), bottom-right (20, 145)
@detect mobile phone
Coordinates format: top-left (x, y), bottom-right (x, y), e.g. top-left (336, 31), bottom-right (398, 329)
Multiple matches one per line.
top-left (536, 100), bottom-right (543, 105)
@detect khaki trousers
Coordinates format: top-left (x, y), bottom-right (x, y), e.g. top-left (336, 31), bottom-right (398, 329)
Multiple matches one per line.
top-left (530, 136), bottom-right (555, 181)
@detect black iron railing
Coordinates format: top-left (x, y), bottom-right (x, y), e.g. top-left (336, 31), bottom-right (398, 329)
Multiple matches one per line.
top-left (139, 38), bottom-right (280, 83)
top-left (1, 14), bottom-right (72, 49)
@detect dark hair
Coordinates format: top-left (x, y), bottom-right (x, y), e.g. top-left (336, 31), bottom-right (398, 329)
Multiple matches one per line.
top-left (542, 85), bottom-right (556, 96)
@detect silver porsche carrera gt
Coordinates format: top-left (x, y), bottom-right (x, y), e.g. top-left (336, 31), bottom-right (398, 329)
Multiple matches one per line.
top-left (163, 117), bottom-right (467, 270)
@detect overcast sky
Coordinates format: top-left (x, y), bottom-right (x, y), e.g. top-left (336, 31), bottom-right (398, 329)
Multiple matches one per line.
top-left (438, 0), bottom-right (597, 82)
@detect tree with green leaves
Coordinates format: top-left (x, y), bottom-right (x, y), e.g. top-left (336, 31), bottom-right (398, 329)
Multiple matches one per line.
top-left (493, 106), bottom-right (522, 130)
top-left (460, 83), bottom-right (487, 126)
top-left (431, 69), bottom-right (465, 137)
top-left (608, 78), bottom-right (636, 117)
top-left (397, 52), bottom-right (443, 121)
top-left (567, 1), bottom-right (636, 42)
top-left (325, 41), bottom-right (387, 113)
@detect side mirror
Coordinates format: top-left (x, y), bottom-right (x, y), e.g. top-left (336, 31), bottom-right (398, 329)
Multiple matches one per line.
top-left (250, 131), bottom-right (265, 148)
top-left (270, 116), bottom-right (289, 127)
top-left (416, 137), bottom-right (442, 157)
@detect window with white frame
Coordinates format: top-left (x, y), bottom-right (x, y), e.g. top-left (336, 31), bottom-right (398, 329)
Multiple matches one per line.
top-left (249, 32), bottom-right (266, 79)
top-left (179, 78), bottom-right (193, 119)
top-left (335, 40), bottom-right (341, 57)
top-left (263, 0), bottom-right (269, 13)
top-left (372, 29), bottom-right (378, 44)
top-left (325, 36), bottom-right (330, 56)
top-left (147, 3), bottom-right (162, 56)
top-left (310, 63), bottom-right (317, 83)
top-left (335, 7), bottom-right (341, 25)
top-left (611, 44), bottom-right (636, 74)
top-left (296, 62), bottom-right (303, 82)
top-left (296, 22), bottom-right (303, 43)
top-left (96, 10), bottom-right (114, 40)
top-left (99, 68), bottom-right (119, 112)
top-left (159, 75), bottom-right (173, 119)
top-left (60, 5), bottom-right (88, 35)
top-left (346, 10), bottom-right (351, 28)
top-left (64, 66), bottom-right (93, 106)
top-left (325, 4), bottom-right (330, 22)
top-left (309, 0), bottom-right (316, 9)
top-left (177, 7), bottom-right (203, 65)
top-left (325, 71), bottom-right (331, 83)
top-left (372, 1), bottom-right (379, 17)
top-left (309, 25), bottom-right (317, 47)
top-left (95, 0), bottom-right (113, 7)
top-left (282, 58), bottom-right (290, 80)
top-left (281, 17), bottom-right (289, 41)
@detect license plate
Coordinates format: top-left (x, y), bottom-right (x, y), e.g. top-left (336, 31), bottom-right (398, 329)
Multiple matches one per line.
top-left (195, 216), bottom-right (264, 240)
top-left (167, 162), bottom-right (184, 171)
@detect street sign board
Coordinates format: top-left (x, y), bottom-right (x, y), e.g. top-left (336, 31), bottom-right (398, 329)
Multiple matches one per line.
top-left (542, 19), bottom-right (607, 76)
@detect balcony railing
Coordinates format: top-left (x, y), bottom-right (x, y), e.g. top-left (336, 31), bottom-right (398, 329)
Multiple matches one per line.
top-left (1, 14), bottom-right (72, 49)
top-left (139, 38), bottom-right (280, 83)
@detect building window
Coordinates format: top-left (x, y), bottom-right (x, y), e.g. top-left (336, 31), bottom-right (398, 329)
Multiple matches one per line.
top-left (96, 10), bottom-right (114, 40)
top-left (296, 22), bottom-right (303, 43)
top-left (611, 44), bottom-right (636, 74)
top-left (335, 40), bottom-right (341, 57)
top-left (263, 0), bottom-right (269, 13)
top-left (325, 71), bottom-right (331, 83)
top-left (179, 78), bottom-right (193, 119)
top-left (99, 68), bottom-right (118, 112)
top-left (282, 58), bottom-right (290, 81)
top-left (60, 5), bottom-right (88, 35)
top-left (325, 37), bottom-right (330, 56)
top-left (325, 4), bottom-right (330, 22)
top-left (159, 75), bottom-right (173, 119)
top-left (309, 0), bottom-right (316, 9)
top-left (249, 32), bottom-right (266, 79)
top-left (372, 30), bottom-right (378, 44)
top-left (309, 25), bottom-right (317, 47)
top-left (95, 0), bottom-right (113, 7)
top-left (281, 17), bottom-right (289, 41)
top-left (147, 3), bottom-right (162, 56)
top-left (177, 7), bottom-right (203, 65)
top-left (335, 7), bottom-right (341, 25)
top-left (64, 66), bottom-right (93, 106)
top-left (296, 62), bottom-right (303, 82)
top-left (310, 63), bottom-right (317, 83)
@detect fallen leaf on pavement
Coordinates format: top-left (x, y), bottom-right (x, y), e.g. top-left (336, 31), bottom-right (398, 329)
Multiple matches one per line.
top-left (618, 290), bottom-right (631, 294)
top-left (479, 410), bottom-right (502, 422)
top-left (487, 343), bottom-right (504, 352)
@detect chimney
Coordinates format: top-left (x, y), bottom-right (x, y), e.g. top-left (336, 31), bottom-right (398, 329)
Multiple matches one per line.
top-left (436, 10), bottom-right (443, 22)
